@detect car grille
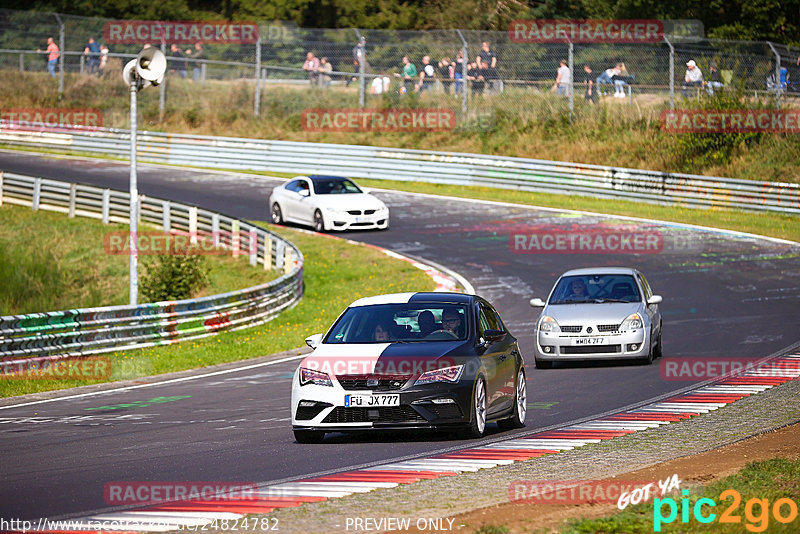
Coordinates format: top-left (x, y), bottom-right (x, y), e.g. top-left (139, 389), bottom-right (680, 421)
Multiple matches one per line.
top-left (424, 404), bottom-right (463, 420)
top-left (364, 209), bottom-right (376, 215)
top-left (562, 344), bottom-right (622, 354)
top-left (597, 324), bottom-right (620, 332)
top-left (347, 210), bottom-right (362, 215)
top-left (560, 325), bottom-right (582, 333)
top-left (322, 406), bottom-right (426, 424)
top-left (337, 375), bottom-right (411, 391)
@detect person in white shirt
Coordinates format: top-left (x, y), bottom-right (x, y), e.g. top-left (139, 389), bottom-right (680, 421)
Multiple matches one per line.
top-left (370, 73), bottom-right (391, 94)
top-left (682, 59), bottom-right (703, 97)
top-left (553, 59), bottom-right (571, 96)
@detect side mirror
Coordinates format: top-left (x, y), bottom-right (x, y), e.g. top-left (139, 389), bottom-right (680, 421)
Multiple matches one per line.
top-left (305, 333), bottom-right (323, 349)
top-left (647, 295), bottom-right (663, 305)
top-left (483, 329), bottom-right (505, 343)
top-left (299, 189), bottom-right (310, 197)
top-left (530, 298), bottom-right (546, 308)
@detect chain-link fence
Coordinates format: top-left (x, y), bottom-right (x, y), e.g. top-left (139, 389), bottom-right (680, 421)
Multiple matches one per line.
top-left (1, 8), bottom-right (798, 131)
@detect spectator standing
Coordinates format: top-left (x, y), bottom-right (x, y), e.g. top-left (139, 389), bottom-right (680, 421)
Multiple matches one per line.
top-left (302, 51), bottom-right (320, 85)
top-left (417, 55), bottom-right (435, 92)
top-left (395, 56), bottom-right (417, 94)
top-left (170, 44), bottom-right (187, 78)
top-left (438, 57), bottom-right (454, 93)
top-left (478, 42), bottom-right (499, 92)
top-left (467, 60), bottom-right (485, 94)
top-left (583, 64), bottom-right (597, 104)
top-left (553, 59), bottom-right (571, 96)
top-left (682, 59), bottom-right (703, 97)
top-left (454, 50), bottom-right (465, 94)
top-left (185, 42), bottom-right (204, 81)
top-left (317, 57), bottom-right (333, 87)
top-left (347, 36), bottom-right (367, 87)
top-left (38, 37), bottom-right (59, 78)
top-left (83, 37), bottom-right (101, 75)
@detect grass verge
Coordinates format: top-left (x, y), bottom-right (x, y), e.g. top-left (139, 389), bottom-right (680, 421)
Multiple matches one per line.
top-left (561, 456), bottom-right (800, 533)
top-left (0, 204), bottom-right (277, 315)
top-left (0, 224), bottom-right (435, 398)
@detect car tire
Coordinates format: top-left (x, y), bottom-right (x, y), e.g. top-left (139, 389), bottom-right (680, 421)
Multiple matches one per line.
top-left (498, 367), bottom-right (526, 430)
top-left (534, 358), bottom-right (553, 369)
top-left (313, 210), bottom-right (325, 233)
top-left (461, 376), bottom-right (487, 439)
top-left (654, 327), bottom-right (663, 359)
top-left (293, 429), bottom-right (325, 444)
top-left (271, 203), bottom-right (283, 225)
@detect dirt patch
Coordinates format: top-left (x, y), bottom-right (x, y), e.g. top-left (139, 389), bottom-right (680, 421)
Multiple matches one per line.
top-left (446, 421), bottom-right (800, 533)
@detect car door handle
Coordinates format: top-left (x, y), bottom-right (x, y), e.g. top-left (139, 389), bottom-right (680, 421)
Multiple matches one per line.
top-left (511, 349), bottom-right (520, 357)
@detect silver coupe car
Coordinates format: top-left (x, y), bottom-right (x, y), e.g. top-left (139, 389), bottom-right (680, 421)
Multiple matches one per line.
top-left (530, 267), bottom-right (662, 368)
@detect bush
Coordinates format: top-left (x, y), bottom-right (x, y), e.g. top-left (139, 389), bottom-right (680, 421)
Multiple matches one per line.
top-left (141, 251), bottom-right (209, 302)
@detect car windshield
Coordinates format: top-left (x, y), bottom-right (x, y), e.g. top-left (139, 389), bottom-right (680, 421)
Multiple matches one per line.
top-left (324, 303), bottom-right (469, 343)
top-left (549, 274), bottom-right (641, 304)
top-left (313, 178), bottom-right (362, 195)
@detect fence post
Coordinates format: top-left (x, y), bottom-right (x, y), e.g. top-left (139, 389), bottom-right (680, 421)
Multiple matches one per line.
top-left (201, 62), bottom-right (206, 83)
top-left (254, 33), bottom-right (261, 117)
top-left (263, 236), bottom-right (272, 269)
top-left (159, 42), bottom-right (166, 117)
top-left (33, 177), bottom-right (41, 211)
top-left (664, 36), bottom-right (674, 110)
top-left (568, 40), bottom-right (574, 118)
top-left (54, 13), bottom-right (64, 99)
top-left (249, 229), bottom-right (257, 266)
top-left (189, 206), bottom-right (198, 244)
top-left (0, 171), bottom-right (3, 207)
top-left (80, 54), bottom-right (85, 75)
top-left (456, 30), bottom-right (468, 114)
top-left (19, 53), bottom-right (24, 73)
top-left (232, 219), bottom-right (240, 257)
top-left (355, 29), bottom-right (365, 109)
top-left (766, 42), bottom-right (781, 109)
top-left (212, 213), bottom-right (220, 247)
top-left (68, 183), bottom-right (76, 217)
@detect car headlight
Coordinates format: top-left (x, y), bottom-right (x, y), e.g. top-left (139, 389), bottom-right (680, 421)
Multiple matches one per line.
top-left (538, 315), bottom-right (561, 333)
top-left (299, 367), bottom-right (333, 387)
top-left (414, 365), bottom-right (464, 385)
top-left (620, 313), bottom-right (643, 331)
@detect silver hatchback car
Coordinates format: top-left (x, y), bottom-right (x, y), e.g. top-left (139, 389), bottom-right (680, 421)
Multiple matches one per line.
top-left (530, 267), bottom-right (662, 368)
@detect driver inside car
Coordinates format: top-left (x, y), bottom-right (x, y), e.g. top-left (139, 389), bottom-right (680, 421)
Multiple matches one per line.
top-left (417, 310), bottom-right (436, 337)
top-left (441, 308), bottom-right (462, 337)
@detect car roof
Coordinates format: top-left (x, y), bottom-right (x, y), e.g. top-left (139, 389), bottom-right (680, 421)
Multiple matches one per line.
top-left (309, 175), bottom-right (349, 182)
top-left (349, 292), bottom-right (474, 308)
top-left (559, 267), bottom-right (640, 276)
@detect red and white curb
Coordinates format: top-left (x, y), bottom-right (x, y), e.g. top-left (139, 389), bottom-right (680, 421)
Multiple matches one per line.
top-left (28, 354), bottom-right (800, 531)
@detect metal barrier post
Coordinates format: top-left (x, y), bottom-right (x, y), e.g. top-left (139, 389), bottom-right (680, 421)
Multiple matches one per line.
top-left (33, 177), bottom-right (41, 210)
top-left (102, 189), bottom-right (110, 223)
top-left (664, 36), bottom-right (674, 110)
top-left (68, 183), bottom-right (76, 217)
top-left (162, 200), bottom-right (170, 232)
top-left (159, 42), bottom-right (166, 117)
top-left (249, 229), bottom-right (257, 266)
top-left (129, 78), bottom-right (139, 305)
top-left (0, 171), bottom-right (3, 206)
top-left (254, 34), bottom-right (261, 117)
top-left (19, 53), bottom-right (23, 73)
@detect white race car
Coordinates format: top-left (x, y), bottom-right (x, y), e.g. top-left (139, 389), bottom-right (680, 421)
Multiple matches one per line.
top-left (269, 175), bottom-right (389, 232)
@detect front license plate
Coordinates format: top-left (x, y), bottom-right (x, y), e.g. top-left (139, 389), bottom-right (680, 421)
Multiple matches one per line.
top-left (573, 337), bottom-right (605, 345)
top-left (344, 394), bottom-right (400, 407)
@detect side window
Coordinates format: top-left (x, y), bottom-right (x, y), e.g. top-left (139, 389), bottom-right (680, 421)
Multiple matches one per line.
top-left (489, 305), bottom-right (506, 332)
top-left (477, 307), bottom-right (491, 337)
top-left (285, 180), bottom-right (300, 193)
top-left (479, 303), bottom-right (500, 331)
top-left (637, 274), bottom-right (652, 300)
top-left (298, 180), bottom-right (310, 194)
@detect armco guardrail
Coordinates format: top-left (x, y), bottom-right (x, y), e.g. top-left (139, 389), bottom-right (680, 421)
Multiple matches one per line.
top-left (0, 172), bottom-right (303, 363)
top-left (1, 124), bottom-right (798, 214)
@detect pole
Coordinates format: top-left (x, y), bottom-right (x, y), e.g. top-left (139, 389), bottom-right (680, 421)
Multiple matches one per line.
top-left (456, 30), bottom-right (468, 114)
top-left (159, 42), bottom-right (166, 117)
top-left (767, 42), bottom-right (781, 109)
top-left (129, 80), bottom-right (139, 305)
top-left (664, 36), bottom-right (674, 110)
top-left (568, 40), bottom-right (574, 118)
top-left (55, 13), bottom-right (64, 99)
top-left (355, 30), bottom-right (365, 109)
top-left (254, 34), bottom-right (261, 117)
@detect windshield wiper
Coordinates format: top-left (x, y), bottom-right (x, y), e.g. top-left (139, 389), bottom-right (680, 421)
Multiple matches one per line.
top-left (593, 298), bottom-right (629, 303)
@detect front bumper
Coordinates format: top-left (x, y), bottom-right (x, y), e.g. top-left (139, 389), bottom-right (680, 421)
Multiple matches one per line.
top-left (325, 210), bottom-right (389, 231)
top-left (535, 329), bottom-right (649, 361)
top-left (291, 377), bottom-right (473, 431)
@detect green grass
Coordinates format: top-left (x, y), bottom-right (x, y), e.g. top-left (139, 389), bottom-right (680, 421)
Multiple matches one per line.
top-left (0, 224), bottom-right (435, 397)
top-left (561, 456), bottom-right (800, 533)
top-left (0, 204), bottom-right (277, 315)
top-left (2, 70), bottom-right (798, 181)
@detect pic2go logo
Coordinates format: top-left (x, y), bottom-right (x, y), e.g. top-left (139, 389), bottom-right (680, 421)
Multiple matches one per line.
top-left (654, 489), bottom-right (799, 532)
